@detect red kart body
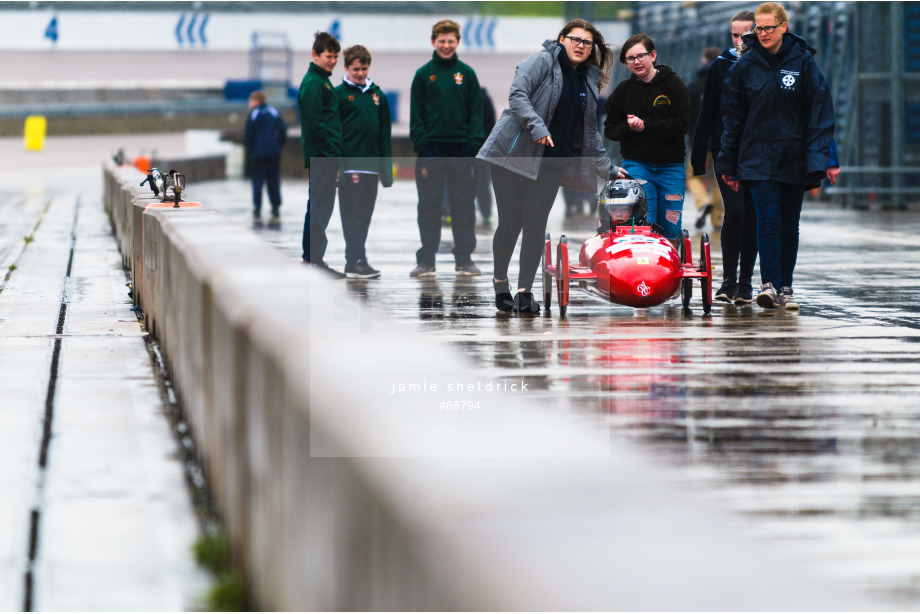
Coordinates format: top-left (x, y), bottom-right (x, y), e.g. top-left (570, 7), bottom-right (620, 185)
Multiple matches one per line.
top-left (542, 226), bottom-right (713, 316)
top-left (581, 226), bottom-right (682, 308)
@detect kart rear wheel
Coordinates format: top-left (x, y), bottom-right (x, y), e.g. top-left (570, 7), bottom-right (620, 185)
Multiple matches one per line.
top-left (556, 235), bottom-right (569, 317)
top-left (700, 233), bottom-right (712, 314)
top-left (679, 229), bottom-right (692, 308)
top-left (542, 231), bottom-right (553, 311)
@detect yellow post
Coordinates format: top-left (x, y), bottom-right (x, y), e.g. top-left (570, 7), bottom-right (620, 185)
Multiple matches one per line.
top-left (24, 115), bottom-right (47, 151)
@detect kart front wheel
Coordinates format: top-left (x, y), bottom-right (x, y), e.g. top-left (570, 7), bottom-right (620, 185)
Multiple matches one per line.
top-left (556, 236), bottom-right (569, 317)
top-left (542, 231), bottom-right (553, 311)
top-left (679, 229), bottom-right (692, 308)
top-left (700, 233), bottom-right (712, 314)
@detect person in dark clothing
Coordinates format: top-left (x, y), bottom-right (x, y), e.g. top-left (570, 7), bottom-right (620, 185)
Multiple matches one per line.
top-left (477, 19), bottom-right (624, 314)
top-left (409, 19), bottom-right (484, 278)
top-left (691, 11), bottom-right (757, 304)
top-left (716, 2), bottom-right (838, 310)
top-left (299, 31), bottom-right (343, 278)
top-left (686, 46), bottom-right (723, 231)
top-left (473, 87), bottom-right (496, 227)
top-left (245, 90), bottom-right (287, 226)
top-left (335, 44), bottom-right (393, 279)
top-left (604, 32), bottom-right (690, 242)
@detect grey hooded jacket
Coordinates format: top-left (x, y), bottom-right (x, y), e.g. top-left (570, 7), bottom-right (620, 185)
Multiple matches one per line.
top-left (476, 40), bottom-right (619, 192)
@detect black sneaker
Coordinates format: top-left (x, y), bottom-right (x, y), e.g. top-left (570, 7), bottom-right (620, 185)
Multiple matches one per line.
top-left (309, 260), bottom-right (346, 279)
top-left (714, 279), bottom-right (737, 303)
top-left (494, 279), bottom-right (513, 312)
top-left (695, 203), bottom-right (712, 229)
top-left (734, 282), bottom-right (753, 305)
top-left (345, 260), bottom-right (381, 279)
top-left (756, 282), bottom-right (779, 309)
top-left (513, 291), bottom-right (541, 315)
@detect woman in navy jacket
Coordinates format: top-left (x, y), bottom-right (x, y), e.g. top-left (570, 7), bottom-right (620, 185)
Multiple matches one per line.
top-left (716, 2), bottom-right (838, 310)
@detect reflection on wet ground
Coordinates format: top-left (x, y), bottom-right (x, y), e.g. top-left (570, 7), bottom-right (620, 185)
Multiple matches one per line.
top-left (197, 178), bottom-right (920, 608)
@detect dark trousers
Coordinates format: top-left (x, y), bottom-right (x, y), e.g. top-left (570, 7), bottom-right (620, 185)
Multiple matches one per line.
top-left (748, 180), bottom-right (805, 289)
top-left (473, 158), bottom-right (493, 220)
top-left (251, 156), bottom-right (282, 215)
top-left (302, 157), bottom-right (339, 263)
top-left (490, 161), bottom-right (564, 292)
top-left (415, 142), bottom-right (476, 266)
top-left (716, 173), bottom-right (758, 285)
top-left (338, 171), bottom-right (379, 267)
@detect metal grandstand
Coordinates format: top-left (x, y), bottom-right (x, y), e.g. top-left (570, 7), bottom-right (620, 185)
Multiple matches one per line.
top-left (629, 1), bottom-right (920, 208)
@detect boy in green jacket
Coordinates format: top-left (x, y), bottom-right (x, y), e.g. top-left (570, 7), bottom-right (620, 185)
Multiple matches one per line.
top-left (299, 31), bottom-right (343, 277)
top-left (408, 19), bottom-right (484, 277)
top-left (335, 45), bottom-right (393, 279)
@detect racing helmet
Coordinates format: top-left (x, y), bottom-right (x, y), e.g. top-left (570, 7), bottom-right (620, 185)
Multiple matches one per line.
top-left (598, 179), bottom-right (648, 228)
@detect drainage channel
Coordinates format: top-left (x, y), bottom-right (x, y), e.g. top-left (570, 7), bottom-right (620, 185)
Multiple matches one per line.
top-left (22, 197), bottom-right (79, 612)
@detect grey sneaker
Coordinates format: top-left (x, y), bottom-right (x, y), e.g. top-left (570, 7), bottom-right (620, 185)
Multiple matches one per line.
top-left (778, 286), bottom-right (799, 310)
top-left (455, 261), bottom-right (482, 276)
top-left (756, 282), bottom-right (779, 309)
top-left (409, 263), bottom-right (437, 278)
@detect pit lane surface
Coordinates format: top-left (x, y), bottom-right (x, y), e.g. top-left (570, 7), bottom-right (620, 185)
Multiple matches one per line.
top-left (192, 176), bottom-right (920, 609)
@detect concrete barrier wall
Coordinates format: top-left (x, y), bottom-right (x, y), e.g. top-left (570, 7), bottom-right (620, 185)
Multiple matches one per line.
top-left (102, 162), bottom-right (861, 611)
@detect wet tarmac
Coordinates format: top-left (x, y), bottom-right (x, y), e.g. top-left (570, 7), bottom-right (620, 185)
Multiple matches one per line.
top-left (0, 161), bottom-right (209, 610)
top-left (191, 176), bottom-right (920, 609)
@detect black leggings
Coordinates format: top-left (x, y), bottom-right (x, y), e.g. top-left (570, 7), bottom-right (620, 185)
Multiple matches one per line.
top-left (491, 162), bottom-right (564, 292)
top-left (716, 173), bottom-right (758, 284)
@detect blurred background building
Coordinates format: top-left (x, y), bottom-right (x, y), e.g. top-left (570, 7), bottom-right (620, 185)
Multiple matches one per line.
top-left (0, 1), bottom-right (916, 207)
top-left (628, 1), bottom-right (919, 208)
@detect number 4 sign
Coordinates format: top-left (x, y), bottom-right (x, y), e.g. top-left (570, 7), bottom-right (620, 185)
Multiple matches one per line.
top-left (45, 15), bottom-right (59, 46)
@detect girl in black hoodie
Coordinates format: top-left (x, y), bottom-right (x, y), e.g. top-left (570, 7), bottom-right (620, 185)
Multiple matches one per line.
top-left (604, 32), bottom-right (690, 242)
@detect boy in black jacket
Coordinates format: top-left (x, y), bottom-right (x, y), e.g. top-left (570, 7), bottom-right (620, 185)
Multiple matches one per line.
top-left (245, 90), bottom-right (287, 226)
top-left (335, 45), bottom-right (393, 279)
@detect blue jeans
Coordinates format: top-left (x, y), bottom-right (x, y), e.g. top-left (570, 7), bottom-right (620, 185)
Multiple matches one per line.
top-left (748, 180), bottom-right (805, 289)
top-left (302, 156), bottom-right (339, 262)
top-left (415, 141), bottom-right (476, 266)
top-left (621, 160), bottom-right (685, 240)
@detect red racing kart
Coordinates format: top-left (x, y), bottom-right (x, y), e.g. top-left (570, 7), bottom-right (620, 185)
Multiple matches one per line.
top-left (542, 179), bottom-right (713, 316)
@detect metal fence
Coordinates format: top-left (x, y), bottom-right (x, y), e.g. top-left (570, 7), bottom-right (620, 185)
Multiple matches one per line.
top-left (628, 1), bottom-right (920, 208)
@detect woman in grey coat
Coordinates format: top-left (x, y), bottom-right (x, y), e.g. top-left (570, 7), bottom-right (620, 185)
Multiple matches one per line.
top-left (477, 19), bottom-right (625, 314)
